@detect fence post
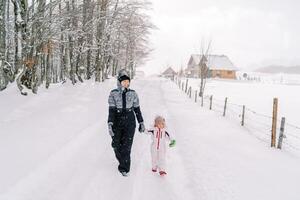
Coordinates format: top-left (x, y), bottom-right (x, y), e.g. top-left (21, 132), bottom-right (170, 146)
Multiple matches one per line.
top-left (223, 97), bottom-right (228, 117)
top-left (209, 95), bottom-right (213, 110)
top-left (201, 95), bottom-right (204, 107)
top-left (271, 98), bottom-right (278, 148)
top-left (185, 79), bottom-right (189, 93)
top-left (195, 90), bottom-right (198, 102)
top-left (277, 117), bottom-right (286, 149)
top-left (189, 87), bottom-right (192, 98)
top-left (241, 105), bottom-right (245, 126)
top-left (182, 82), bottom-right (184, 91)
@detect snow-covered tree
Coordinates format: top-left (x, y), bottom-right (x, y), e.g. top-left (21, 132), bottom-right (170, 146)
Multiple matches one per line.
top-left (0, 0), bottom-right (9, 90)
top-left (0, 0), bottom-right (153, 95)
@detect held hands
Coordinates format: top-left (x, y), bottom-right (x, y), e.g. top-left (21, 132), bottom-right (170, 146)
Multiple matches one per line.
top-left (108, 122), bottom-right (114, 137)
top-left (169, 139), bottom-right (176, 147)
top-left (138, 122), bottom-right (145, 133)
top-left (109, 122), bottom-right (145, 136)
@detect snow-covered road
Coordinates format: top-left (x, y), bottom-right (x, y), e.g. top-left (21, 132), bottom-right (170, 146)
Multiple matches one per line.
top-left (1, 77), bottom-right (300, 200)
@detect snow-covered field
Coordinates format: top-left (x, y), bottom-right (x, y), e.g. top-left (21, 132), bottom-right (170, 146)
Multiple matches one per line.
top-left (1, 77), bottom-right (300, 200)
top-left (236, 71), bottom-right (300, 85)
top-left (182, 76), bottom-right (300, 154)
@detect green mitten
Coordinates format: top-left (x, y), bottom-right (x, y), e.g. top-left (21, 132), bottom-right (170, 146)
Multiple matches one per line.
top-left (169, 139), bottom-right (176, 147)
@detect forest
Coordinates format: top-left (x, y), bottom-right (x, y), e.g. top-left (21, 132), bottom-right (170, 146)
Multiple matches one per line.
top-left (0, 0), bottom-right (153, 95)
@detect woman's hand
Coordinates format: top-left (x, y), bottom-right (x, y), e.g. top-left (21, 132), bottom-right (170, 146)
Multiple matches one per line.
top-left (108, 122), bottom-right (114, 137)
top-left (138, 122), bottom-right (145, 133)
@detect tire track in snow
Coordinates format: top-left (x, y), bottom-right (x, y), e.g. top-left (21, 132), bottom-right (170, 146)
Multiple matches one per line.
top-left (128, 78), bottom-right (196, 200)
top-left (0, 81), bottom-right (115, 199)
top-left (130, 78), bottom-right (180, 200)
top-left (78, 78), bottom-right (150, 200)
top-left (160, 80), bottom-right (236, 200)
top-left (0, 80), bottom-right (114, 194)
top-left (0, 121), bottom-right (108, 200)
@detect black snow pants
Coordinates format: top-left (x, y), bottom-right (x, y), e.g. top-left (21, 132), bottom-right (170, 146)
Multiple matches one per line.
top-left (111, 110), bottom-right (136, 173)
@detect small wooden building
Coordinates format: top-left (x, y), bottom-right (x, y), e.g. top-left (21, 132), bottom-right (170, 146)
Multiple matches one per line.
top-left (162, 67), bottom-right (177, 80)
top-left (185, 54), bottom-right (238, 79)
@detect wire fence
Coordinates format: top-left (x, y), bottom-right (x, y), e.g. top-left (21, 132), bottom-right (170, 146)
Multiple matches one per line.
top-left (174, 77), bottom-right (300, 155)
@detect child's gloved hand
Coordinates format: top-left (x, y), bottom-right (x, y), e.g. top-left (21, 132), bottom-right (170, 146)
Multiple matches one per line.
top-left (169, 139), bottom-right (176, 147)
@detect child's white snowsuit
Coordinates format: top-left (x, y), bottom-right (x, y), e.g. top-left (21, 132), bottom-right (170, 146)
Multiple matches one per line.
top-left (147, 127), bottom-right (172, 171)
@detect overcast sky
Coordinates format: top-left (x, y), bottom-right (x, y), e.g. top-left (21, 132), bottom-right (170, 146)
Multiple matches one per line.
top-left (140, 0), bottom-right (300, 75)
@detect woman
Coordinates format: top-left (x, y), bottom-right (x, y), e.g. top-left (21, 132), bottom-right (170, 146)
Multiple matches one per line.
top-left (107, 69), bottom-right (145, 177)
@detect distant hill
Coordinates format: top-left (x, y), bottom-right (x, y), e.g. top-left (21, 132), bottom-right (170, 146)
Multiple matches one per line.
top-left (255, 65), bottom-right (300, 74)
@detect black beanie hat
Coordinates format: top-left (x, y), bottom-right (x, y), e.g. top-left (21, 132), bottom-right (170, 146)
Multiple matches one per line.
top-left (118, 74), bottom-right (130, 82)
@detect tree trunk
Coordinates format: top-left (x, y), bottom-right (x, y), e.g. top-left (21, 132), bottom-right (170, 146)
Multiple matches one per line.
top-left (12, 0), bottom-right (28, 95)
top-left (0, 0), bottom-right (7, 90)
top-left (83, 0), bottom-right (93, 80)
top-left (58, 2), bottom-right (66, 82)
top-left (95, 0), bottom-right (108, 82)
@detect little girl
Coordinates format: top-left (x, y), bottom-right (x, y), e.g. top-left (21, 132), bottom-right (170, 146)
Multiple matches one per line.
top-left (146, 116), bottom-right (176, 176)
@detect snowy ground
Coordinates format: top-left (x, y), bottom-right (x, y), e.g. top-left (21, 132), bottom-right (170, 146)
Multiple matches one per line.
top-left (1, 77), bottom-right (300, 200)
top-left (236, 71), bottom-right (300, 85)
top-left (184, 77), bottom-right (300, 154)
top-left (186, 77), bottom-right (300, 124)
